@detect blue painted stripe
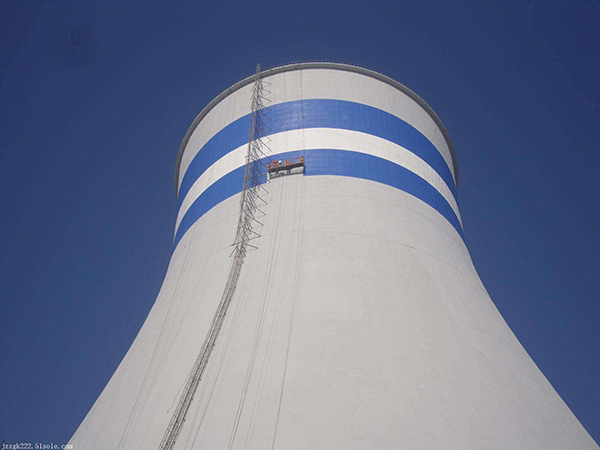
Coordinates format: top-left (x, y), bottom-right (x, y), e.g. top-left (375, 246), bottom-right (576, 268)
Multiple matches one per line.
top-left (177, 99), bottom-right (457, 210)
top-left (173, 150), bottom-right (463, 250)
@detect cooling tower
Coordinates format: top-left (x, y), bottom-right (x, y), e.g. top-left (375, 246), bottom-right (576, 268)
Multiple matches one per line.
top-left (70, 62), bottom-right (599, 449)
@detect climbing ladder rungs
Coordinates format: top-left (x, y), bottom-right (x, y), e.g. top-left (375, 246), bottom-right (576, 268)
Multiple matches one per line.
top-left (157, 63), bottom-right (269, 450)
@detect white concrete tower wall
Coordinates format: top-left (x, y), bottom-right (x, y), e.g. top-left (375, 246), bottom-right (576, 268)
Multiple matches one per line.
top-left (70, 63), bottom-right (599, 449)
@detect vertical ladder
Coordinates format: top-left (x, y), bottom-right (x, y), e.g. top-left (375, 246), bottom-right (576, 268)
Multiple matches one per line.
top-left (158, 64), bottom-right (270, 450)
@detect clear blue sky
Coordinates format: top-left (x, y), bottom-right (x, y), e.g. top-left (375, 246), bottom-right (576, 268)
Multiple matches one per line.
top-left (1, 0), bottom-right (598, 445)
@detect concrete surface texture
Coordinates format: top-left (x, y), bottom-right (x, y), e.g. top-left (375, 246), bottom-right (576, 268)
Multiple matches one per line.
top-left (70, 63), bottom-right (599, 449)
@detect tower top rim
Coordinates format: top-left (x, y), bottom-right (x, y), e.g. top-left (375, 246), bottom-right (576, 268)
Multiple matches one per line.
top-left (174, 62), bottom-right (459, 194)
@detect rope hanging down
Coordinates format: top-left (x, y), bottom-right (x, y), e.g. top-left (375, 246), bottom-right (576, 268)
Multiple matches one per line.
top-left (158, 64), bottom-right (271, 450)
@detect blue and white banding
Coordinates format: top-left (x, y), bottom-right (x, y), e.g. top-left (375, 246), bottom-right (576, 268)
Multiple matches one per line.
top-left (176, 99), bottom-right (457, 208)
top-left (176, 68), bottom-right (458, 191)
top-left (173, 97), bottom-right (462, 249)
top-left (175, 128), bottom-right (461, 236)
top-left (173, 149), bottom-right (464, 250)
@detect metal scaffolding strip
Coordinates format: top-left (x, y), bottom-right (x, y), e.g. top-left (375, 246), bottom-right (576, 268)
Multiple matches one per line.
top-left (158, 64), bottom-right (269, 450)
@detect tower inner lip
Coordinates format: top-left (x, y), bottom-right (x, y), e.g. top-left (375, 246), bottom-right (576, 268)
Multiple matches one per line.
top-left (173, 61), bottom-right (459, 195)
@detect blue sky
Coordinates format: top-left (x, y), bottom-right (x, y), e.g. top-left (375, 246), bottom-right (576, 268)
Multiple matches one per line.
top-left (1, 0), bottom-right (598, 445)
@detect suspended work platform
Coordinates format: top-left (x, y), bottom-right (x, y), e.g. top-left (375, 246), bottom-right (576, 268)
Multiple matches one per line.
top-left (267, 156), bottom-right (305, 177)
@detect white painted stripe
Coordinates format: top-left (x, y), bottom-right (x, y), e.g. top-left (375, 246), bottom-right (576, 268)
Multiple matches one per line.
top-left (175, 128), bottom-right (461, 236)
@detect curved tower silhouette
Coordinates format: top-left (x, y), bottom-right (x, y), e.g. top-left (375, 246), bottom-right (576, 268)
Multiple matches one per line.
top-left (70, 62), bottom-right (598, 449)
